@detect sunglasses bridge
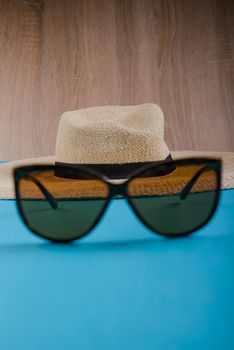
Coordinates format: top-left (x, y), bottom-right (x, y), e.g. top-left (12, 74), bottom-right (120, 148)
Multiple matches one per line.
top-left (108, 183), bottom-right (128, 199)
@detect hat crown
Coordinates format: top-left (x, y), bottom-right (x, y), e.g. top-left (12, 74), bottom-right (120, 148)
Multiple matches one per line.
top-left (55, 103), bottom-right (170, 164)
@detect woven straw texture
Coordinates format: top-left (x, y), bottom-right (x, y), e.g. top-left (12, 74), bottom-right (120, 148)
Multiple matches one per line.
top-left (55, 104), bottom-right (170, 164)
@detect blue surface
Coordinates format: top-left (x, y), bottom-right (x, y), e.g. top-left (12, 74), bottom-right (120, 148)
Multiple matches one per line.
top-left (0, 188), bottom-right (234, 350)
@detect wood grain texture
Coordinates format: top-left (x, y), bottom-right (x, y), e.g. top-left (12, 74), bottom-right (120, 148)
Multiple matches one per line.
top-left (0, 0), bottom-right (233, 160)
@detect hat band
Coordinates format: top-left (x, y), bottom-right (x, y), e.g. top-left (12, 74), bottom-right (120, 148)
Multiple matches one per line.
top-left (55, 154), bottom-right (172, 179)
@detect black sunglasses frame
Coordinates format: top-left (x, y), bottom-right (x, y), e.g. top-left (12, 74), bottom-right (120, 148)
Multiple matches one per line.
top-left (13, 158), bottom-right (222, 243)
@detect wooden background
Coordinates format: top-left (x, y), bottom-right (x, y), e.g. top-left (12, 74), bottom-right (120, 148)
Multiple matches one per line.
top-left (0, 0), bottom-right (233, 160)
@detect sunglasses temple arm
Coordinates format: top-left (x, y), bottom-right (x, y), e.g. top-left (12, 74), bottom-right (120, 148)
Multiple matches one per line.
top-left (23, 175), bottom-right (58, 209)
top-left (180, 166), bottom-right (212, 200)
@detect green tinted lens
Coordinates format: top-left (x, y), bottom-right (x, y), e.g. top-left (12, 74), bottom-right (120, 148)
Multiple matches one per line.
top-left (18, 168), bottom-right (109, 241)
top-left (127, 161), bottom-right (220, 236)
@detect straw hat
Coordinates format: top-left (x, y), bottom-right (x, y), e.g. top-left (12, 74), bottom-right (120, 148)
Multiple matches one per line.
top-left (0, 103), bottom-right (233, 198)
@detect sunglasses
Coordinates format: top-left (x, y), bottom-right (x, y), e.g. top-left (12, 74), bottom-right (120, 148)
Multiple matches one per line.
top-left (13, 158), bottom-right (221, 242)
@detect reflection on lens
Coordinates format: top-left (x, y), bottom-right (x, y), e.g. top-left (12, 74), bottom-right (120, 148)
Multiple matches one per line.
top-left (127, 162), bottom-right (219, 235)
top-left (18, 168), bottom-right (109, 241)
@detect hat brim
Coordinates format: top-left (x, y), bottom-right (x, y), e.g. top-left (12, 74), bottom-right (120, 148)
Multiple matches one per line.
top-left (0, 151), bottom-right (233, 198)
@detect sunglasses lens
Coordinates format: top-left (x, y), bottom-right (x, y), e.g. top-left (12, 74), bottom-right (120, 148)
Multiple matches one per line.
top-left (17, 168), bottom-right (109, 241)
top-left (127, 161), bottom-right (220, 236)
